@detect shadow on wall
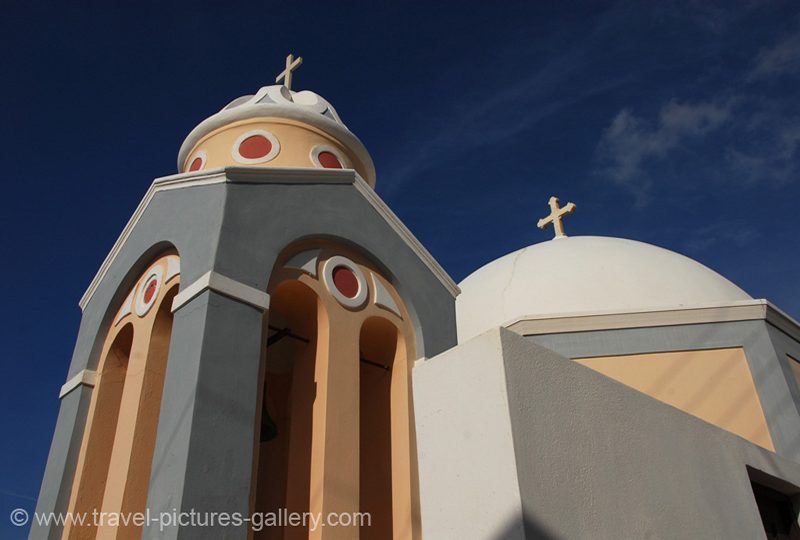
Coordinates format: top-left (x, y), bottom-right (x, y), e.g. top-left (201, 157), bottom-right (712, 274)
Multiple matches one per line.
top-left (493, 512), bottom-right (562, 540)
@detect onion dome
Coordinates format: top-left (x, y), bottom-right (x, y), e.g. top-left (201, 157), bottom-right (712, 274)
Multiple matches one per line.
top-left (178, 84), bottom-right (376, 186)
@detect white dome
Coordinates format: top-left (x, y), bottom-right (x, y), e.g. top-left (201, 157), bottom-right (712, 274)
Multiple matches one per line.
top-left (456, 236), bottom-right (751, 342)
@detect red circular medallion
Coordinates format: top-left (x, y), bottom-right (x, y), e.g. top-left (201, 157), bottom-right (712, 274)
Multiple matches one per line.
top-left (318, 151), bottom-right (343, 169)
top-left (239, 135), bottom-right (272, 159)
top-left (189, 157), bottom-right (203, 171)
top-left (143, 279), bottom-right (158, 304)
top-left (332, 266), bottom-right (359, 298)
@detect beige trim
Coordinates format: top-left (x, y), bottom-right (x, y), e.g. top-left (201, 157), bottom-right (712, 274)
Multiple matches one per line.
top-left (575, 347), bottom-right (775, 451)
top-left (505, 299), bottom-right (800, 339)
top-left (59, 369), bottom-right (98, 399)
top-left (171, 271), bottom-right (271, 312)
top-left (79, 167), bottom-right (459, 310)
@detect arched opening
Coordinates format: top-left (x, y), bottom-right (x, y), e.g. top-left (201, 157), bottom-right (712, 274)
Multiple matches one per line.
top-left (70, 323), bottom-right (133, 527)
top-left (254, 280), bottom-right (322, 539)
top-left (250, 242), bottom-right (421, 538)
top-left (359, 316), bottom-right (398, 540)
top-left (117, 283), bottom-right (178, 531)
top-left (65, 253), bottom-right (180, 539)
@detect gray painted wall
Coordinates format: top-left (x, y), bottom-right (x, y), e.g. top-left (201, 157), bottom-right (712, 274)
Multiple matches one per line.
top-left (526, 321), bottom-right (800, 464)
top-left (32, 169), bottom-right (458, 539)
top-left (502, 327), bottom-right (800, 539)
top-left (145, 289), bottom-right (265, 539)
top-left (30, 387), bottom-right (92, 540)
top-left (31, 184), bottom-right (227, 540)
top-left (415, 327), bottom-right (800, 539)
top-left (767, 324), bottom-right (800, 414)
top-left (213, 178), bottom-right (457, 358)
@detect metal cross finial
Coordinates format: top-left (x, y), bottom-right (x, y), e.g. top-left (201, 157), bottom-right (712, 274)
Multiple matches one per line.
top-left (537, 196), bottom-right (577, 239)
top-left (276, 53), bottom-right (303, 90)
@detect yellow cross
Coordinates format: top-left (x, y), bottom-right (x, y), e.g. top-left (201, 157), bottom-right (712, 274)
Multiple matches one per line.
top-left (537, 196), bottom-right (576, 238)
top-left (275, 53), bottom-right (303, 91)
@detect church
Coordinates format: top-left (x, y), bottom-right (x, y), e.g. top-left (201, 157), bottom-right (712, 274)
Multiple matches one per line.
top-left (32, 55), bottom-right (800, 539)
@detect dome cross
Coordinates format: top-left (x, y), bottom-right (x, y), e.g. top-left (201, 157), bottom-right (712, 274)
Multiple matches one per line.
top-left (276, 53), bottom-right (303, 91)
top-left (537, 196), bottom-right (576, 239)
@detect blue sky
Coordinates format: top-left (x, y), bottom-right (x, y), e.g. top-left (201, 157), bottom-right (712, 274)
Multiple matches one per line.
top-left (1, 1), bottom-right (798, 536)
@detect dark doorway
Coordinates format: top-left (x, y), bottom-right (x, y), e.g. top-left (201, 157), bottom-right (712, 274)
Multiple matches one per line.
top-left (749, 469), bottom-right (800, 540)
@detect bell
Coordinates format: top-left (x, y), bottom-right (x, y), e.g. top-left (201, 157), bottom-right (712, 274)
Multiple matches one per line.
top-left (260, 412), bottom-right (278, 442)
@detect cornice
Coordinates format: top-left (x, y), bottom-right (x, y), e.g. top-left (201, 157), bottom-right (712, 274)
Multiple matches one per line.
top-left (505, 299), bottom-right (800, 342)
top-left (171, 271), bottom-right (271, 312)
top-left (59, 369), bottom-right (97, 399)
top-left (79, 167), bottom-right (459, 310)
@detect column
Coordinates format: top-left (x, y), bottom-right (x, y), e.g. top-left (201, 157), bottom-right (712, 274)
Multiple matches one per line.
top-left (143, 288), bottom-right (266, 539)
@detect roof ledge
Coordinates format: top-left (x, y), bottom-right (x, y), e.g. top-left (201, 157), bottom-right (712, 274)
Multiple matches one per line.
top-left (79, 167), bottom-right (458, 310)
top-left (505, 299), bottom-right (800, 341)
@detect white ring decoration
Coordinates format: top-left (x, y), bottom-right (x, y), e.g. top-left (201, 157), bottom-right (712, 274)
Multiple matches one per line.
top-left (186, 150), bottom-right (207, 172)
top-left (322, 256), bottom-right (368, 308)
top-left (135, 265), bottom-right (163, 317)
top-left (310, 145), bottom-right (349, 169)
top-left (231, 129), bottom-right (280, 164)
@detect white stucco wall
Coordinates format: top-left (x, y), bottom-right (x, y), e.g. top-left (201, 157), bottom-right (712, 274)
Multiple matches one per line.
top-left (413, 329), bottom-right (525, 539)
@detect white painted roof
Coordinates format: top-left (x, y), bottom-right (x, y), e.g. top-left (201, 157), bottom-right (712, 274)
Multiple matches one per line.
top-left (456, 236), bottom-right (751, 342)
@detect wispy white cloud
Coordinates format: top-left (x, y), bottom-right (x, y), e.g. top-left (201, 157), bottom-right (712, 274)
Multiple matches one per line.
top-left (725, 122), bottom-right (800, 186)
top-left (595, 14), bottom-right (800, 206)
top-left (672, 1), bottom-right (761, 35)
top-left (0, 487), bottom-right (36, 502)
top-left (380, 57), bottom-right (628, 196)
top-left (682, 220), bottom-right (760, 254)
top-left (595, 98), bottom-right (735, 204)
top-left (378, 7), bottom-right (636, 197)
top-left (748, 25), bottom-right (800, 81)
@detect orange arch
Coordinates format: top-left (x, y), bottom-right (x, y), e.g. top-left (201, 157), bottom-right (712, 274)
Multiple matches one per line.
top-left (64, 253), bottom-right (180, 539)
top-left (252, 242), bottom-right (421, 539)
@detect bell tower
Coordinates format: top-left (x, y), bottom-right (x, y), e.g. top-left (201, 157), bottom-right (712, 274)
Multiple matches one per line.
top-left (32, 56), bottom-right (459, 539)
